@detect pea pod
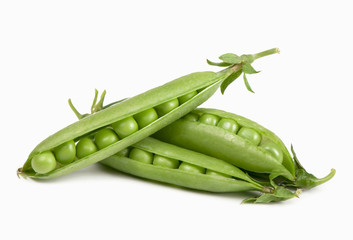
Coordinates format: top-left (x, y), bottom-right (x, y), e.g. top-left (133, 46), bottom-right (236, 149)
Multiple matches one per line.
top-left (153, 108), bottom-right (335, 188)
top-left (18, 48), bottom-right (279, 179)
top-left (101, 137), bottom-right (299, 203)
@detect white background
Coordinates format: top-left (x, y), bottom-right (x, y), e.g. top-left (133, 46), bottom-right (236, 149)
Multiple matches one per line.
top-left (1, 0), bottom-right (352, 239)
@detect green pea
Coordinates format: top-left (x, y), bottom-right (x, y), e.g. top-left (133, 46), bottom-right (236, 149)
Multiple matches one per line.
top-left (112, 116), bottom-right (139, 138)
top-left (261, 142), bottom-right (283, 163)
top-left (76, 137), bottom-right (98, 159)
top-left (206, 169), bottom-right (231, 178)
top-left (217, 118), bottom-right (240, 133)
top-left (134, 108), bottom-right (159, 128)
top-left (31, 151), bottom-right (57, 174)
top-left (199, 113), bottom-right (220, 126)
top-left (182, 113), bottom-right (199, 122)
top-left (54, 140), bottom-right (76, 165)
top-left (237, 127), bottom-right (262, 145)
top-left (178, 162), bottom-right (205, 174)
top-left (155, 99), bottom-right (179, 116)
top-left (116, 148), bottom-right (130, 157)
top-left (94, 128), bottom-right (119, 150)
top-left (129, 148), bottom-right (153, 164)
top-left (153, 155), bottom-right (179, 169)
top-left (178, 91), bottom-right (198, 104)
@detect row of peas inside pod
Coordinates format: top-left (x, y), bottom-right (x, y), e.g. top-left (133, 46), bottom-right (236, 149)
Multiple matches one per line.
top-left (19, 48), bottom-right (281, 179)
top-left (153, 108), bottom-right (335, 189)
top-left (101, 137), bottom-right (302, 203)
top-left (124, 145), bottom-right (231, 177)
top-left (101, 137), bottom-right (284, 196)
top-left (30, 91), bottom-right (199, 174)
top-left (184, 112), bottom-right (283, 163)
top-left (18, 48), bottom-right (335, 203)
top-left (154, 108), bottom-right (293, 180)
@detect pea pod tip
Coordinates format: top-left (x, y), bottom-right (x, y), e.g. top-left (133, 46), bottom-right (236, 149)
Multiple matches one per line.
top-left (17, 168), bottom-right (24, 179)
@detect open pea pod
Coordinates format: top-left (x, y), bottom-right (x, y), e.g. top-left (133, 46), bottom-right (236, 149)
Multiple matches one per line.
top-left (101, 137), bottom-right (300, 203)
top-left (153, 108), bottom-right (335, 188)
top-left (153, 108), bottom-right (295, 180)
top-left (18, 48), bottom-right (279, 179)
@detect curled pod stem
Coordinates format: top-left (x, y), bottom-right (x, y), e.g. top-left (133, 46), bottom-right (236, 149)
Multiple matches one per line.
top-left (289, 146), bottom-right (336, 189)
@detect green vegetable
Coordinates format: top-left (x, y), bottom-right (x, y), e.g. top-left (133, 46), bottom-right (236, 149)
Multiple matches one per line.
top-left (206, 169), bottom-right (231, 178)
top-left (179, 162), bottom-right (205, 174)
top-left (101, 137), bottom-right (299, 203)
top-left (154, 108), bottom-right (293, 180)
top-left (155, 99), bottom-right (179, 116)
top-left (129, 148), bottom-right (154, 164)
top-left (182, 112), bottom-right (199, 122)
top-left (216, 118), bottom-right (240, 133)
top-left (53, 140), bottom-right (76, 165)
top-left (178, 91), bottom-right (198, 105)
top-left (237, 127), bottom-right (262, 145)
top-left (153, 155), bottom-right (179, 169)
top-left (31, 151), bottom-right (56, 174)
top-left (133, 108), bottom-right (159, 129)
top-left (154, 108), bottom-right (336, 189)
top-left (94, 128), bottom-right (119, 149)
top-left (17, 48), bottom-right (279, 179)
top-left (199, 113), bottom-right (220, 126)
top-left (111, 116), bottom-right (139, 139)
top-left (76, 137), bottom-right (98, 159)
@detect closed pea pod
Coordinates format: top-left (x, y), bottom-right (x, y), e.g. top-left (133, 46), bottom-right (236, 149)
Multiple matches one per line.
top-left (17, 48), bottom-right (279, 179)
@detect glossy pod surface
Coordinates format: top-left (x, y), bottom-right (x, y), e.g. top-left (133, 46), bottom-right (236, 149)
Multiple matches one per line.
top-left (19, 74), bottom-right (230, 179)
top-left (101, 137), bottom-right (265, 193)
top-left (154, 108), bottom-right (296, 180)
top-left (18, 48), bottom-right (279, 179)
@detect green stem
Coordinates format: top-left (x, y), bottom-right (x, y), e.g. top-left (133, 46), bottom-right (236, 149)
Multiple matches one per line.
top-left (68, 99), bottom-right (84, 120)
top-left (313, 169), bottom-right (336, 187)
top-left (90, 89), bottom-right (99, 114)
top-left (252, 48), bottom-right (280, 61)
top-left (94, 90), bottom-right (106, 113)
top-left (218, 63), bottom-right (241, 76)
top-left (291, 145), bottom-right (335, 189)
